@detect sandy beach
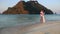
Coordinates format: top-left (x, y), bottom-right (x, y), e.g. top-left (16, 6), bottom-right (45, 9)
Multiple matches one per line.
top-left (0, 21), bottom-right (60, 34)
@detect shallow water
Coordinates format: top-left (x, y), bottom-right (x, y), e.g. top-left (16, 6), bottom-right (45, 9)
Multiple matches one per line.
top-left (0, 14), bottom-right (60, 28)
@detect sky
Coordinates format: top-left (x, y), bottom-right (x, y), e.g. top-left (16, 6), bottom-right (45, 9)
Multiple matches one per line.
top-left (0, 0), bottom-right (60, 14)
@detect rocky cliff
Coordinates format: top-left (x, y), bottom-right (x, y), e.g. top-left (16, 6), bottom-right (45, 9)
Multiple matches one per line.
top-left (3, 1), bottom-right (53, 14)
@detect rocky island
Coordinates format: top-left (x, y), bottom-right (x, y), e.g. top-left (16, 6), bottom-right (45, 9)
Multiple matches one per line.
top-left (3, 0), bottom-right (53, 14)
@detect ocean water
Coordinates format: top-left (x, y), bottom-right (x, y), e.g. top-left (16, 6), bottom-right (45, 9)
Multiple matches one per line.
top-left (0, 14), bottom-right (60, 28)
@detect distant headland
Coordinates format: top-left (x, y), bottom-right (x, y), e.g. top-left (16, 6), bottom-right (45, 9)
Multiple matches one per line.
top-left (2, 0), bottom-right (53, 14)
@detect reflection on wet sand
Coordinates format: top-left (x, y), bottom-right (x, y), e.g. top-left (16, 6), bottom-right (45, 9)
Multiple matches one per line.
top-left (0, 21), bottom-right (60, 34)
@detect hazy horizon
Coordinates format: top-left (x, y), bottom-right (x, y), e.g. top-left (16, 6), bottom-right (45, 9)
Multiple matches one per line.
top-left (0, 0), bottom-right (60, 14)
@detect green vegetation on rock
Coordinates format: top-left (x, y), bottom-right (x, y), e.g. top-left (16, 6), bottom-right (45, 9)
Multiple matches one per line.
top-left (3, 1), bottom-right (53, 14)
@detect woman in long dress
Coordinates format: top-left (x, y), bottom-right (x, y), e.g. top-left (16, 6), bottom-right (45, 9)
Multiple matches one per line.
top-left (40, 10), bottom-right (45, 23)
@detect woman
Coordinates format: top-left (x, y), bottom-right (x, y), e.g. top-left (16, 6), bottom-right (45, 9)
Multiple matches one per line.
top-left (40, 10), bottom-right (45, 23)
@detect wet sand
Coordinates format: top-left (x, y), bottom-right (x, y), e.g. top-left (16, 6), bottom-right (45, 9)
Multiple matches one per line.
top-left (0, 21), bottom-right (60, 34)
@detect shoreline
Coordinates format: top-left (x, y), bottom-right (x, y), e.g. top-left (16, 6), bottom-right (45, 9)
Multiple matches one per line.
top-left (0, 21), bottom-right (60, 34)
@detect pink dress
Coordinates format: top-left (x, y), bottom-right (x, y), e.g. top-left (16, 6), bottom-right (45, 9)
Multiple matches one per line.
top-left (40, 10), bottom-right (45, 23)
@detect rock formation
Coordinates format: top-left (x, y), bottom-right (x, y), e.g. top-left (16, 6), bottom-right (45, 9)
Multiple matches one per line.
top-left (3, 0), bottom-right (53, 14)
